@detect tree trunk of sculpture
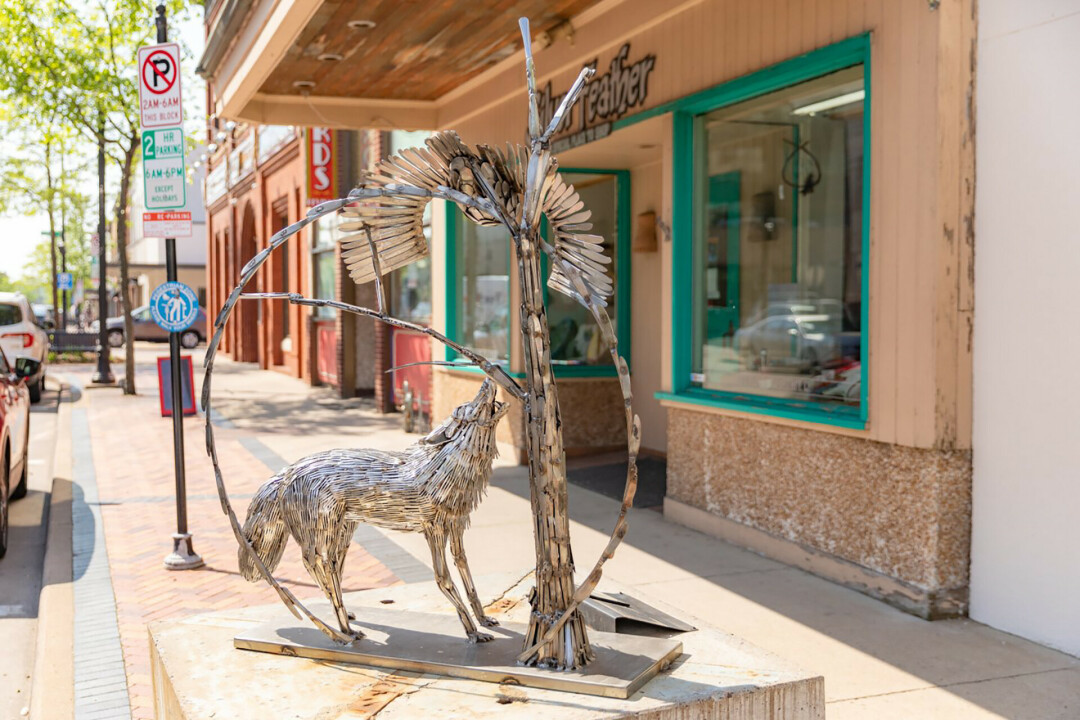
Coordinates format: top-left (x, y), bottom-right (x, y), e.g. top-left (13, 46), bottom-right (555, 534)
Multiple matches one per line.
top-left (515, 227), bottom-right (592, 669)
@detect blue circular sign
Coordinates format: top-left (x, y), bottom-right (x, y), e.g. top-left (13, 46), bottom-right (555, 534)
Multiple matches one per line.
top-left (150, 281), bottom-right (199, 332)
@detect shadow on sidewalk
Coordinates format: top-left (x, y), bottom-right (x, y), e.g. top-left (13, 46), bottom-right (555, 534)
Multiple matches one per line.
top-left (491, 468), bottom-right (1079, 719)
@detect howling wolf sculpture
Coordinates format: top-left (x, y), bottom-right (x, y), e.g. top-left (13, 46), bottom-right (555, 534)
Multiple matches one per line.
top-left (240, 379), bottom-right (509, 643)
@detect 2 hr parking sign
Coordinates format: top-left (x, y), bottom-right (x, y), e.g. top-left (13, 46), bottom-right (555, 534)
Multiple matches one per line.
top-left (143, 127), bottom-right (186, 210)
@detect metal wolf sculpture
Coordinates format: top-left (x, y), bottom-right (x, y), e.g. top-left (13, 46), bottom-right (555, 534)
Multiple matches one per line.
top-left (203, 17), bottom-right (641, 670)
top-left (239, 379), bottom-right (509, 643)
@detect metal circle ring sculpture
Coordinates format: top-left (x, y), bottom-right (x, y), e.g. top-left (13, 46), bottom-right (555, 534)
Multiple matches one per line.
top-left (202, 17), bottom-right (640, 671)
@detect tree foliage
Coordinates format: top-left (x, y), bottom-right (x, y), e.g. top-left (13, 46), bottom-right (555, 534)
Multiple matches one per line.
top-left (0, 0), bottom-right (193, 392)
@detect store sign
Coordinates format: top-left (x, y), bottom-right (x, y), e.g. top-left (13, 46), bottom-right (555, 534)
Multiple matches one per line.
top-left (258, 124), bottom-right (296, 164)
top-left (537, 43), bottom-right (656, 152)
top-left (205, 162), bottom-right (227, 205)
top-left (306, 127), bottom-right (336, 207)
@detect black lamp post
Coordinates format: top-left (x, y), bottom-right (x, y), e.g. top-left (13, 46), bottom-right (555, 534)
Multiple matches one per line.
top-left (91, 108), bottom-right (115, 385)
top-left (58, 239), bottom-right (67, 331)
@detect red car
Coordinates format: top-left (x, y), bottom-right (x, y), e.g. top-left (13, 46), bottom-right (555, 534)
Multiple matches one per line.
top-left (0, 348), bottom-right (38, 558)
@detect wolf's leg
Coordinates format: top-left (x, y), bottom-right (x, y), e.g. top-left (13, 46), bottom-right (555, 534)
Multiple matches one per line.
top-left (449, 523), bottom-right (499, 627)
top-left (425, 529), bottom-right (492, 643)
top-left (301, 522), bottom-right (362, 642)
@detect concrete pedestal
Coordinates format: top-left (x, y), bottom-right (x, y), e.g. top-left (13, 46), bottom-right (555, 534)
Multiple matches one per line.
top-left (149, 574), bottom-right (824, 719)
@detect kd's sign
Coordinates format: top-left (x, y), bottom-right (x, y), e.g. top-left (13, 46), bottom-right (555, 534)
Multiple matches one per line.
top-left (306, 127), bottom-right (336, 207)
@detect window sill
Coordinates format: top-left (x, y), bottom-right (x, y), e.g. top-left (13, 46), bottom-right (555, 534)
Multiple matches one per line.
top-left (654, 390), bottom-right (867, 431)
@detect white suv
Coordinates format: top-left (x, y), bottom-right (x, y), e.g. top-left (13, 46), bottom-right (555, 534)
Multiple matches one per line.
top-left (0, 293), bottom-right (49, 403)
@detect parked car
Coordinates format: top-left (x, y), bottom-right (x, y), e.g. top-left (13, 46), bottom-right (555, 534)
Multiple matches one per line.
top-left (734, 313), bottom-right (841, 372)
top-left (30, 303), bottom-right (56, 330)
top-left (94, 305), bottom-right (207, 349)
top-left (0, 293), bottom-right (49, 403)
top-left (0, 350), bottom-right (39, 559)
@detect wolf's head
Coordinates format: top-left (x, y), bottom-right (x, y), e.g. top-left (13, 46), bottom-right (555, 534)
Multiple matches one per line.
top-left (421, 378), bottom-right (509, 454)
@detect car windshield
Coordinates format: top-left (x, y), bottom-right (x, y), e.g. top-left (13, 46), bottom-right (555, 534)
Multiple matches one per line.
top-left (0, 303), bottom-right (22, 326)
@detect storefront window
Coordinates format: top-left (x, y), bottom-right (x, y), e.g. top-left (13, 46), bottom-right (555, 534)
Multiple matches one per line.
top-left (387, 131), bottom-right (434, 326)
top-left (689, 65), bottom-right (866, 417)
top-left (546, 172), bottom-right (618, 367)
top-left (312, 214), bottom-right (338, 318)
top-left (390, 203), bottom-right (432, 325)
top-left (455, 217), bottom-right (510, 364)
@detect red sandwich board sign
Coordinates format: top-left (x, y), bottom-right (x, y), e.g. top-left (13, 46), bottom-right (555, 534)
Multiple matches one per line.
top-left (137, 42), bottom-right (183, 128)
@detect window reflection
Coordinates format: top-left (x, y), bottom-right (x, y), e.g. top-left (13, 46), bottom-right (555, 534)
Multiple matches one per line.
top-left (548, 172), bottom-right (617, 366)
top-left (457, 220), bottom-right (510, 363)
top-left (692, 65), bottom-right (865, 410)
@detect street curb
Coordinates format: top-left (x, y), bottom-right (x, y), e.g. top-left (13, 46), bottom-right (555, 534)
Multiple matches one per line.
top-left (30, 379), bottom-right (75, 720)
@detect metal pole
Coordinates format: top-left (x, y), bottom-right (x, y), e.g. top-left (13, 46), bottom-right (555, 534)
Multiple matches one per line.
top-left (60, 149), bottom-right (67, 332)
top-left (157, 3), bottom-right (201, 571)
top-left (60, 243), bottom-right (67, 331)
top-left (91, 110), bottom-right (114, 385)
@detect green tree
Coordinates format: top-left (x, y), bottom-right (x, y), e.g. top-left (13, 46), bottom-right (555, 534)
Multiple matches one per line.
top-left (0, 0), bottom-right (191, 393)
top-left (0, 107), bottom-right (87, 323)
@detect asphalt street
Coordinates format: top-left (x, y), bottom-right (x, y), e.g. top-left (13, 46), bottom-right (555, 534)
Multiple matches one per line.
top-left (0, 379), bottom-right (61, 719)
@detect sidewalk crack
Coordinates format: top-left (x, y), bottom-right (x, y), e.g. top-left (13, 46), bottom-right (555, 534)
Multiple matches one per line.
top-left (827, 666), bottom-right (1080, 704)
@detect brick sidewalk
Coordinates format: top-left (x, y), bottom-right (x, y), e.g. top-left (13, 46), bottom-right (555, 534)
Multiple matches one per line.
top-left (62, 356), bottom-right (401, 719)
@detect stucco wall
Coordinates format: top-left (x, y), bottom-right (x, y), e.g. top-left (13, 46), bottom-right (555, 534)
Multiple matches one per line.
top-left (667, 405), bottom-right (972, 609)
top-left (433, 369), bottom-right (627, 463)
top-left (971, 0), bottom-right (1080, 657)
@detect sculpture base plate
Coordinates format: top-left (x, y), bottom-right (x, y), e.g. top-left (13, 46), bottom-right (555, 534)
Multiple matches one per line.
top-left (234, 605), bottom-right (682, 699)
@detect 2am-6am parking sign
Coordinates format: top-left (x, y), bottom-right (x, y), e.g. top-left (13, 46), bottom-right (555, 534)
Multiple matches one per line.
top-left (137, 42), bottom-right (183, 129)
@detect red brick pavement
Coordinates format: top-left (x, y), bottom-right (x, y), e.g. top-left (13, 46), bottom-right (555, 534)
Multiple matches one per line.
top-left (65, 362), bottom-right (400, 719)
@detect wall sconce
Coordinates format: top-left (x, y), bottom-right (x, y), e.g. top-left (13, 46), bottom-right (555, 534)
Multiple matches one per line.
top-left (633, 211), bottom-right (658, 253)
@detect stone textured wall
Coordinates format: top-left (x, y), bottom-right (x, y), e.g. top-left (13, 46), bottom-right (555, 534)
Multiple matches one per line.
top-left (666, 407), bottom-right (972, 594)
top-left (433, 370), bottom-right (627, 461)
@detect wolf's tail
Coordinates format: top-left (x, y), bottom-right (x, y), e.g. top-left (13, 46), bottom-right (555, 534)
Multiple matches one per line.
top-left (239, 475), bottom-right (289, 582)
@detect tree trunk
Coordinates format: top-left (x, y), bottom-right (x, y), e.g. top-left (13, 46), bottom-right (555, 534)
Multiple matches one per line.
top-left (116, 140), bottom-right (137, 395)
top-left (45, 140), bottom-right (58, 327)
top-left (516, 228), bottom-right (592, 670)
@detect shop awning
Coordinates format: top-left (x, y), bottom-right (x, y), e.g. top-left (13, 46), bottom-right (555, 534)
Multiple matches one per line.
top-left (198, 0), bottom-right (605, 129)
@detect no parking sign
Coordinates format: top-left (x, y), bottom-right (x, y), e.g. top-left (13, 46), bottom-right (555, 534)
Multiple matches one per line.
top-left (137, 42), bottom-right (183, 128)
top-left (150, 281), bottom-right (198, 332)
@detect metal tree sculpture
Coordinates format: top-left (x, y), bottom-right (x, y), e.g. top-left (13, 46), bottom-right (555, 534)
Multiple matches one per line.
top-left (203, 18), bottom-right (639, 671)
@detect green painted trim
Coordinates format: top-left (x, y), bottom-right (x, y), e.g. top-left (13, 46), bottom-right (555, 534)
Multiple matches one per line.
top-left (444, 200), bottom-right (458, 363)
top-left (655, 391), bottom-right (867, 430)
top-left (669, 33), bottom-right (872, 427)
top-left (613, 33), bottom-right (869, 132)
top-left (859, 38), bottom-right (872, 423)
top-left (671, 110), bottom-right (694, 393)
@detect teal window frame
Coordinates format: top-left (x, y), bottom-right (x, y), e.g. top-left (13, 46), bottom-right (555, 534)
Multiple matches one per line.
top-left (654, 34), bottom-right (872, 430)
top-left (443, 168), bottom-right (632, 380)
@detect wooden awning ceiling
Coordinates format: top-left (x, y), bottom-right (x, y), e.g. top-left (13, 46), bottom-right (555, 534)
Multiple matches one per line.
top-left (264, 1), bottom-right (598, 100)
top-left (201, 0), bottom-right (604, 127)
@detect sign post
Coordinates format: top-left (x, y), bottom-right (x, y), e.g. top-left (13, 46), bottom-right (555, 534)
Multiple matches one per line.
top-left (142, 4), bottom-right (202, 571)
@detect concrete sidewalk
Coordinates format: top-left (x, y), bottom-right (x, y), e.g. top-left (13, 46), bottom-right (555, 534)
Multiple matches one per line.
top-left (57, 347), bottom-right (402, 719)
top-left (60, 344), bottom-right (1079, 719)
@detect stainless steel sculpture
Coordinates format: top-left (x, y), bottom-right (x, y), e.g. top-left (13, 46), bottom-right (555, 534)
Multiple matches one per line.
top-left (240, 379), bottom-right (509, 643)
top-left (203, 17), bottom-right (640, 671)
